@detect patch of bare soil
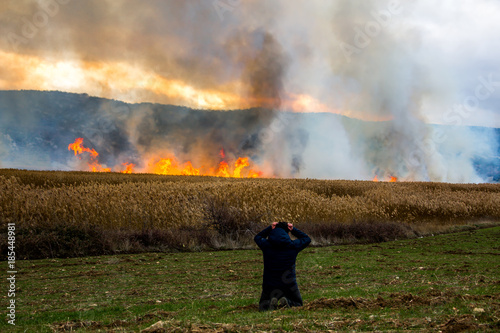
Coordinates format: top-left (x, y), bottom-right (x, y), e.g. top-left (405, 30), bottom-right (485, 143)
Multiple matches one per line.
top-left (231, 303), bottom-right (259, 312)
top-left (50, 310), bottom-right (175, 332)
top-left (49, 319), bottom-right (137, 331)
top-left (305, 291), bottom-right (499, 311)
top-left (140, 321), bottom-right (269, 333)
top-left (136, 310), bottom-right (176, 322)
top-left (440, 314), bottom-right (479, 333)
top-left (305, 293), bottom-right (429, 310)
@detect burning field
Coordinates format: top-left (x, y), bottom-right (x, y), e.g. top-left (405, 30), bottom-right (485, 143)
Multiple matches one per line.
top-left (68, 137), bottom-right (262, 178)
top-left (1, 1), bottom-right (500, 183)
top-left (0, 90), bottom-right (499, 183)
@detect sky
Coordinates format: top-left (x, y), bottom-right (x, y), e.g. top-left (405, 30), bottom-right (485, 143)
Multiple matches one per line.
top-left (0, 0), bottom-right (499, 127)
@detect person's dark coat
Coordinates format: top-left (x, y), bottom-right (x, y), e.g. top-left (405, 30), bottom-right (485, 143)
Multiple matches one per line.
top-left (254, 226), bottom-right (311, 309)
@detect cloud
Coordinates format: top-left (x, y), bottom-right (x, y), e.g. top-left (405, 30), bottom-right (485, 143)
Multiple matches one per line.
top-left (1, 0), bottom-right (498, 125)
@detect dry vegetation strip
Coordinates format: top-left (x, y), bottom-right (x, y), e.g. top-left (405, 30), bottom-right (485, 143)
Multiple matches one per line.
top-left (1, 169), bottom-right (499, 258)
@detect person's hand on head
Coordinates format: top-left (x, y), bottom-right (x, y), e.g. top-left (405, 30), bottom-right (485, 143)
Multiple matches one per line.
top-left (288, 223), bottom-right (293, 231)
top-left (272, 222), bottom-right (278, 229)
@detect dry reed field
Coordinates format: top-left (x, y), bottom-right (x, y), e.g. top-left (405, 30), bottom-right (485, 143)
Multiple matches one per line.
top-left (1, 169), bottom-right (499, 259)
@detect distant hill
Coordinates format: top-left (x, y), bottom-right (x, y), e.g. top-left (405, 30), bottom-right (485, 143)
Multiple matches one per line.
top-left (0, 90), bottom-right (276, 169)
top-left (0, 90), bottom-right (498, 182)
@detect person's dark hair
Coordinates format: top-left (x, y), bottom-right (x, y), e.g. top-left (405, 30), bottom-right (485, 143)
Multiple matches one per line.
top-left (275, 222), bottom-right (290, 233)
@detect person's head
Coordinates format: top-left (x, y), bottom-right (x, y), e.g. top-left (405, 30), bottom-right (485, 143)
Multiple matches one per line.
top-left (274, 222), bottom-right (290, 234)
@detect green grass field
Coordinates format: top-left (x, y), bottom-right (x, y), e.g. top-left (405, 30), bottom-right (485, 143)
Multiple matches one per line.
top-left (3, 226), bottom-right (499, 332)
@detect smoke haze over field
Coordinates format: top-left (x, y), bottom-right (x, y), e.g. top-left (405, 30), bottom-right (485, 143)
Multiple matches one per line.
top-left (0, 1), bottom-right (499, 182)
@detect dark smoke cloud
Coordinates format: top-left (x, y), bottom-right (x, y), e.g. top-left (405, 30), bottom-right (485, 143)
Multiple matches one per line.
top-left (0, 0), bottom-right (287, 106)
top-left (231, 30), bottom-right (289, 109)
top-left (0, 1), bottom-right (498, 181)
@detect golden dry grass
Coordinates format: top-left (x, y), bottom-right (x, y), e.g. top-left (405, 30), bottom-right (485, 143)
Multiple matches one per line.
top-left (1, 169), bottom-right (499, 231)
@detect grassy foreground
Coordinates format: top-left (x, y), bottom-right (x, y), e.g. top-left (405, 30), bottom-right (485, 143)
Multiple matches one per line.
top-left (3, 226), bottom-right (499, 332)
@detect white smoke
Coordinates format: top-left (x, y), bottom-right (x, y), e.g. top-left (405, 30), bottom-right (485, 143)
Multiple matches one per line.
top-left (241, 0), bottom-right (497, 182)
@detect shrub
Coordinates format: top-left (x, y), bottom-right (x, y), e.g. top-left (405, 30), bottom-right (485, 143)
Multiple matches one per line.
top-left (302, 220), bottom-right (418, 245)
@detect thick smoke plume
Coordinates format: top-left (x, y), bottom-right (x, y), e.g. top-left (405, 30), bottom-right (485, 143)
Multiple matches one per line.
top-left (0, 0), bottom-right (498, 181)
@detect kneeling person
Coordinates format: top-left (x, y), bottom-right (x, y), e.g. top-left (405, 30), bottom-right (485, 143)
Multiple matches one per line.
top-left (254, 222), bottom-right (311, 311)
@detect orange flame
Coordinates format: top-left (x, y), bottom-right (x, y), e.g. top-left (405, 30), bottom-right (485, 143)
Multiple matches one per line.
top-left (89, 161), bottom-right (111, 173)
top-left (69, 138), bottom-right (262, 177)
top-left (211, 155), bottom-right (259, 178)
top-left (233, 157), bottom-right (249, 178)
top-left (149, 157), bottom-right (202, 176)
top-left (68, 138), bottom-right (110, 172)
top-left (68, 138), bottom-right (98, 158)
top-left (149, 152), bottom-right (260, 178)
top-left (216, 161), bottom-right (231, 177)
top-left (153, 157), bottom-right (174, 174)
top-left (181, 161), bottom-right (200, 176)
top-left (121, 163), bottom-right (135, 174)
top-left (373, 175), bottom-right (398, 182)
top-left (247, 169), bottom-right (263, 178)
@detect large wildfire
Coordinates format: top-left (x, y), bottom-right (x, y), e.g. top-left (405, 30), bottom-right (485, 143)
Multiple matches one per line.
top-left (68, 138), bottom-right (263, 178)
top-left (1, 2), bottom-right (498, 183)
top-left (68, 137), bottom-right (401, 181)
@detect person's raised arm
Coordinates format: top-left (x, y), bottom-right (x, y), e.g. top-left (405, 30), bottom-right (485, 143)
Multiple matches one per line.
top-left (290, 225), bottom-right (311, 251)
top-left (254, 225), bottom-right (273, 250)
